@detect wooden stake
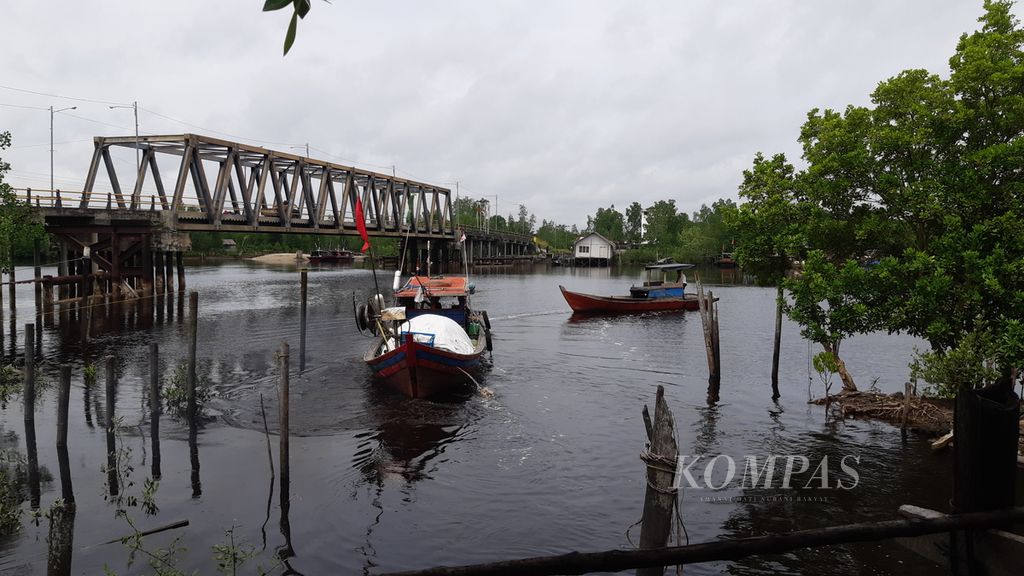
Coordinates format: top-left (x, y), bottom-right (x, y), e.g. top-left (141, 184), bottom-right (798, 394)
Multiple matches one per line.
top-left (278, 341), bottom-right (295, 558)
top-left (105, 355), bottom-right (118, 496)
top-left (187, 290), bottom-right (198, 422)
top-left (299, 269), bottom-right (307, 372)
top-left (771, 284), bottom-right (782, 399)
top-left (150, 342), bottom-right (161, 479)
top-left (901, 381), bottom-right (912, 437)
top-left (638, 385), bottom-right (679, 576)
top-left (24, 323), bottom-right (40, 508)
top-left (57, 365), bottom-right (74, 505)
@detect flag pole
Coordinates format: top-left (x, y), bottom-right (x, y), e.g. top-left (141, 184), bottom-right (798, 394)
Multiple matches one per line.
top-left (367, 244), bottom-right (381, 297)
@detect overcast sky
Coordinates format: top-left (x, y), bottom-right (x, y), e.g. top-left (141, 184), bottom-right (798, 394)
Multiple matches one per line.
top-left (0, 1), bottom-right (1016, 228)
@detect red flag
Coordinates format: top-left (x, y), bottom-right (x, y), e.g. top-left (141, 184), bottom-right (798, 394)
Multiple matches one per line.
top-left (355, 197), bottom-right (370, 252)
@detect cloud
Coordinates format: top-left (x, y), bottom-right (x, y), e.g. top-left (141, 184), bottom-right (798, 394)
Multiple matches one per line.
top-left (0, 0), bottom-right (1012, 226)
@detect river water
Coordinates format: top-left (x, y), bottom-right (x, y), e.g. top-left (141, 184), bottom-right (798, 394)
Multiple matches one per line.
top-left (0, 261), bottom-right (953, 575)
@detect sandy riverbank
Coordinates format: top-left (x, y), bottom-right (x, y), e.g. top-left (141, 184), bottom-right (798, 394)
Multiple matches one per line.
top-left (248, 252), bottom-right (308, 265)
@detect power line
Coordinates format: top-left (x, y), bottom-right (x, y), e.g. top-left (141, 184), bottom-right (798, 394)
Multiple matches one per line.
top-left (0, 84), bottom-right (128, 106)
top-left (63, 112), bottom-right (134, 132)
top-left (10, 139), bottom-right (93, 150)
top-left (0, 102), bottom-right (50, 111)
top-left (140, 107), bottom-right (294, 147)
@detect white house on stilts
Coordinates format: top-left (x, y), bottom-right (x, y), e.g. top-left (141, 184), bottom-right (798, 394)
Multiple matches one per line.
top-left (572, 232), bottom-right (615, 267)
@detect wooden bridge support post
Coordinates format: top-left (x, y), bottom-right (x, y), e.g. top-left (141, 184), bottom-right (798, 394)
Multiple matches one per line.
top-left (164, 251), bottom-right (174, 293)
top-left (154, 251), bottom-right (165, 293)
top-left (110, 232), bottom-right (121, 300)
top-left (141, 234), bottom-right (153, 298)
top-left (176, 252), bottom-right (185, 292)
top-left (57, 241), bottom-right (68, 300)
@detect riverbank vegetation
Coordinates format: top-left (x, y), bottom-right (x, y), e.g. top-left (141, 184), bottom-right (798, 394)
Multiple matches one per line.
top-left (734, 0), bottom-right (1024, 399)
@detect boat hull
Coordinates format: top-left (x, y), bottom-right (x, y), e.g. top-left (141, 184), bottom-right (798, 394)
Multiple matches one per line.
top-left (365, 334), bottom-right (487, 398)
top-left (559, 285), bottom-right (701, 313)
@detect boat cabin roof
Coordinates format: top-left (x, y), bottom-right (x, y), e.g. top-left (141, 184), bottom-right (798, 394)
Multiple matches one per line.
top-left (395, 275), bottom-right (468, 298)
top-left (644, 263), bottom-right (695, 271)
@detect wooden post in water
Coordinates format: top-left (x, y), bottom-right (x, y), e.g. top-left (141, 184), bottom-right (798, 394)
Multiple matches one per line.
top-left (771, 284), bottom-right (783, 399)
top-left (154, 250), bottom-right (165, 293)
top-left (7, 249), bottom-right (15, 310)
top-left (278, 341), bottom-right (295, 558)
top-left (696, 282), bottom-right (721, 403)
top-left (164, 251), bottom-right (174, 294)
top-left (187, 290), bottom-right (198, 422)
top-left (901, 381), bottom-right (912, 438)
top-left (638, 385), bottom-right (679, 576)
top-left (24, 323), bottom-right (41, 508)
top-left (299, 269), bottom-right (308, 371)
top-left (56, 365), bottom-right (74, 504)
top-left (33, 238), bottom-right (42, 313)
top-left (105, 355), bottom-right (118, 496)
top-left (150, 343), bottom-right (161, 480)
top-left (176, 252), bottom-right (185, 292)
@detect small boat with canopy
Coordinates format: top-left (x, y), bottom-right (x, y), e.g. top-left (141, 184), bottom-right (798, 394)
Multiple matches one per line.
top-left (559, 263), bottom-right (703, 313)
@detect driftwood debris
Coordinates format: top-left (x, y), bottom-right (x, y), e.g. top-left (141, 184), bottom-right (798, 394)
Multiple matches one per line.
top-left (380, 508), bottom-right (1024, 576)
top-left (811, 391), bottom-right (952, 434)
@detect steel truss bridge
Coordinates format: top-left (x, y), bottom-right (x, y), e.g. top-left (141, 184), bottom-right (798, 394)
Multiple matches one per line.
top-left (10, 134), bottom-right (534, 301)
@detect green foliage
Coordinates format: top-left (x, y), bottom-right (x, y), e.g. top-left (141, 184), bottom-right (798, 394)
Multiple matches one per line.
top-left (264, 0), bottom-right (311, 55)
top-left (162, 364), bottom-right (212, 417)
top-left (732, 2), bottom-right (1024, 393)
top-left (535, 219), bottom-right (575, 251)
top-left (624, 202), bottom-right (643, 244)
top-left (0, 132), bottom-right (46, 269)
top-left (643, 200), bottom-right (687, 247)
top-left (732, 152), bottom-right (806, 283)
top-left (0, 365), bottom-right (20, 407)
top-left (677, 199), bottom-right (738, 263)
top-left (0, 442), bottom-right (25, 537)
top-left (588, 205), bottom-right (625, 242)
top-left (83, 363), bottom-right (98, 387)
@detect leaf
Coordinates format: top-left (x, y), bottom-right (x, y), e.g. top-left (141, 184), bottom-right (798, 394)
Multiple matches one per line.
top-left (283, 12), bottom-right (298, 55)
top-left (263, 0), bottom-right (292, 11)
top-left (294, 0), bottom-right (311, 18)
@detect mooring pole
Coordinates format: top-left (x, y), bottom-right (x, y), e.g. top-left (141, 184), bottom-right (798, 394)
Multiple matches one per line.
top-left (105, 355), bottom-right (118, 496)
top-left (33, 238), bottom-right (42, 313)
top-left (299, 269), bottom-right (307, 372)
top-left (24, 323), bottom-right (41, 508)
top-left (187, 291), bottom-right (198, 422)
top-left (278, 341), bottom-right (294, 558)
top-left (150, 342), bottom-right (161, 479)
top-left (771, 283), bottom-right (783, 399)
top-left (57, 365), bottom-right (74, 504)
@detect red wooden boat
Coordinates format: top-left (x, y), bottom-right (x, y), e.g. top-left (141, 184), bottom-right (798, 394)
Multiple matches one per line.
top-left (559, 285), bottom-right (701, 313)
top-left (358, 276), bottom-right (491, 398)
top-left (560, 263), bottom-right (704, 314)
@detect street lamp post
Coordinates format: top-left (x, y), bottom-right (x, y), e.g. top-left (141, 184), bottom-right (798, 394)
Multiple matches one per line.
top-left (109, 101), bottom-right (139, 171)
top-left (50, 105), bottom-right (77, 192)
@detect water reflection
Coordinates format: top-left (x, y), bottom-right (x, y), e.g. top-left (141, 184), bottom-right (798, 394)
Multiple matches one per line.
top-left (354, 394), bottom-right (468, 486)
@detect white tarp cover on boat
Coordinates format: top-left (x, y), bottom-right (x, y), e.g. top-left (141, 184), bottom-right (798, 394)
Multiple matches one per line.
top-left (393, 314), bottom-right (475, 355)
